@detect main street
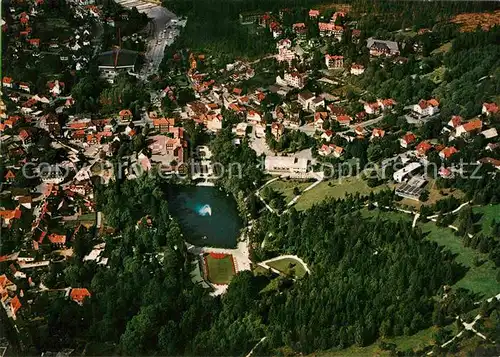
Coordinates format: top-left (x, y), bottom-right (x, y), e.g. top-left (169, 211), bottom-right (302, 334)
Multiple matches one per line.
top-left (113, 0), bottom-right (180, 76)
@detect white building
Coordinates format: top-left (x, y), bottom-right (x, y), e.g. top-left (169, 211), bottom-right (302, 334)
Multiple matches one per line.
top-left (265, 156), bottom-right (308, 174)
top-left (413, 99), bottom-right (440, 117)
top-left (281, 71), bottom-right (307, 89)
top-left (393, 162), bottom-right (422, 183)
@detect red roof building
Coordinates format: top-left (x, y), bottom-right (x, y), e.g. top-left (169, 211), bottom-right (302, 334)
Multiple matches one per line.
top-left (70, 288), bottom-right (91, 305)
top-left (400, 132), bottom-right (416, 148)
top-left (416, 141), bottom-right (433, 157)
top-left (439, 146), bottom-right (459, 159)
top-left (482, 102), bottom-right (499, 116)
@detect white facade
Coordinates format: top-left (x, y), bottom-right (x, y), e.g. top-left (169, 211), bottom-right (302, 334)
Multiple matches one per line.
top-left (265, 156), bottom-right (308, 174)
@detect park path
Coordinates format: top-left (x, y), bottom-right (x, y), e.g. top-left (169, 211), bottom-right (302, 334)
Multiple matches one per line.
top-left (433, 312), bottom-right (493, 354)
top-left (258, 255), bottom-right (311, 275)
top-left (245, 337), bottom-right (267, 357)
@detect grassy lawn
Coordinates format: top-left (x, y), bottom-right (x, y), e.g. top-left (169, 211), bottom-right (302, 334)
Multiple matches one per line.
top-left (267, 180), bottom-right (312, 204)
top-left (313, 324), bottom-right (451, 356)
top-left (294, 177), bottom-right (392, 211)
top-left (204, 253), bottom-right (235, 284)
top-left (360, 207), bottom-right (413, 223)
top-left (431, 41), bottom-right (452, 55)
top-left (266, 257), bottom-right (308, 278)
top-left (472, 204), bottom-right (500, 236)
top-left (419, 221), bottom-right (500, 297)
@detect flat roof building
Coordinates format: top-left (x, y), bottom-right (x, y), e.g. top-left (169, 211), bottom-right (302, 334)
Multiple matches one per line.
top-left (265, 156), bottom-right (308, 174)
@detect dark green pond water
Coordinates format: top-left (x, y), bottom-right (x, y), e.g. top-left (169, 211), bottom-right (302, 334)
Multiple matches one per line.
top-left (166, 186), bottom-right (242, 248)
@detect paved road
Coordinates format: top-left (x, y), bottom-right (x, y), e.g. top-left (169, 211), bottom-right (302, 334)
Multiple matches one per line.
top-left (114, 0), bottom-right (179, 76)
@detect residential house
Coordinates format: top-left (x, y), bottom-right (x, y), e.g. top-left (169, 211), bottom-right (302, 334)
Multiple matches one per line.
top-left (48, 80), bottom-right (64, 96)
top-left (119, 109), bottom-right (133, 122)
top-left (310, 96), bottom-right (325, 112)
top-left (309, 9), bottom-right (320, 18)
top-left (413, 99), bottom-right (440, 117)
top-left (371, 128), bottom-right (385, 140)
top-left (478, 157), bottom-right (500, 170)
top-left (234, 122), bottom-right (248, 137)
top-left (314, 112), bottom-right (328, 129)
top-left (439, 146), bottom-right (458, 160)
top-left (19, 129), bottom-right (32, 146)
top-left (350, 64), bottom-right (365, 75)
top-left (400, 132), bottom-right (416, 148)
top-left (367, 38), bottom-right (400, 57)
top-left (321, 130), bottom-right (334, 142)
top-left (319, 144), bottom-right (344, 158)
top-left (415, 141), bottom-right (433, 158)
top-left (355, 126), bottom-right (365, 136)
top-left (292, 23), bottom-right (306, 34)
top-left (39, 165), bottom-right (65, 184)
top-left (327, 104), bottom-right (347, 119)
top-left (298, 91), bottom-right (315, 111)
top-left (247, 110), bottom-right (262, 123)
top-left (318, 23), bottom-right (343, 39)
top-left (19, 83), bottom-right (30, 92)
top-left (447, 115), bottom-right (462, 129)
top-left (364, 98), bottom-right (396, 115)
top-left (281, 71), bottom-right (307, 88)
top-left (482, 102), bottom-right (499, 116)
top-left (153, 118), bottom-right (175, 133)
top-left (69, 288), bottom-right (91, 305)
top-left (47, 233), bottom-right (66, 248)
top-left (4, 170), bottom-right (16, 182)
top-left (486, 142), bottom-right (500, 152)
top-left (455, 119), bottom-right (482, 137)
top-left (325, 55), bottom-right (343, 69)
top-left (336, 115), bottom-right (352, 126)
top-left (481, 128), bottom-right (498, 139)
top-left (439, 167), bottom-right (453, 179)
top-left (206, 114), bottom-right (223, 132)
top-left (271, 122), bottom-right (284, 139)
top-left (2, 77), bottom-right (13, 88)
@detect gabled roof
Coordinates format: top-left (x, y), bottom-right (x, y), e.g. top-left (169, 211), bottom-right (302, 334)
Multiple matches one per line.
top-left (483, 102), bottom-right (499, 114)
top-left (449, 115), bottom-right (462, 128)
top-left (70, 288), bottom-right (91, 304)
top-left (19, 129), bottom-right (31, 140)
top-left (119, 109), bottom-right (132, 117)
top-left (48, 233), bottom-right (66, 245)
top-left (416, 141), bottom-right (432, 154)
top-left (440, 146), bottom-right (458, 159)
top-left (402, 132), bottom-right (416, 144)
top-left (461, 119), bottom-right (482, 132)
top-left (372, 128), bottom-right (385, 137)
top-left (4, 170), bottom-right (16, 180)
top-left (10, 295), bottom-right (21, 315)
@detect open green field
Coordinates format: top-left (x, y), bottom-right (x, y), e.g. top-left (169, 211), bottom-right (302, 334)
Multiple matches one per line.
top-left (360, 207), bottom-right (412, 223)
top-left (419, 222), bottom-right (500, 297)
top-left (472, 204), bottom-right (500, 236)
top-left (267, 180), bottom-right (312, 204)
top-left (204, 254), bottom-right (235, 284)
top-left (432, 41), bottom-right (452, 55)
top-left (266, 257), bottom-right (308, 278)
top-left (312, 324), bottom-right (454, 356)
top-left (294, 177), bottom-right (392, 211)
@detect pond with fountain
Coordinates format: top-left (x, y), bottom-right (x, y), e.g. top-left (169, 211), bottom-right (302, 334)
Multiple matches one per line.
top-left (165, 185), bottom-right (243, 248)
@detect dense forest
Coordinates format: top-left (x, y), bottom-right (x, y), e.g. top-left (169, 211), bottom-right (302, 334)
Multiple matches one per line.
top-left (31, 173), bottom-right (477, 355)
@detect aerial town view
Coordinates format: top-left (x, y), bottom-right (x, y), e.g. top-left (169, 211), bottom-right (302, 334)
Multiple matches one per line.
top-left (1, 0), bottom-right (500, 355)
